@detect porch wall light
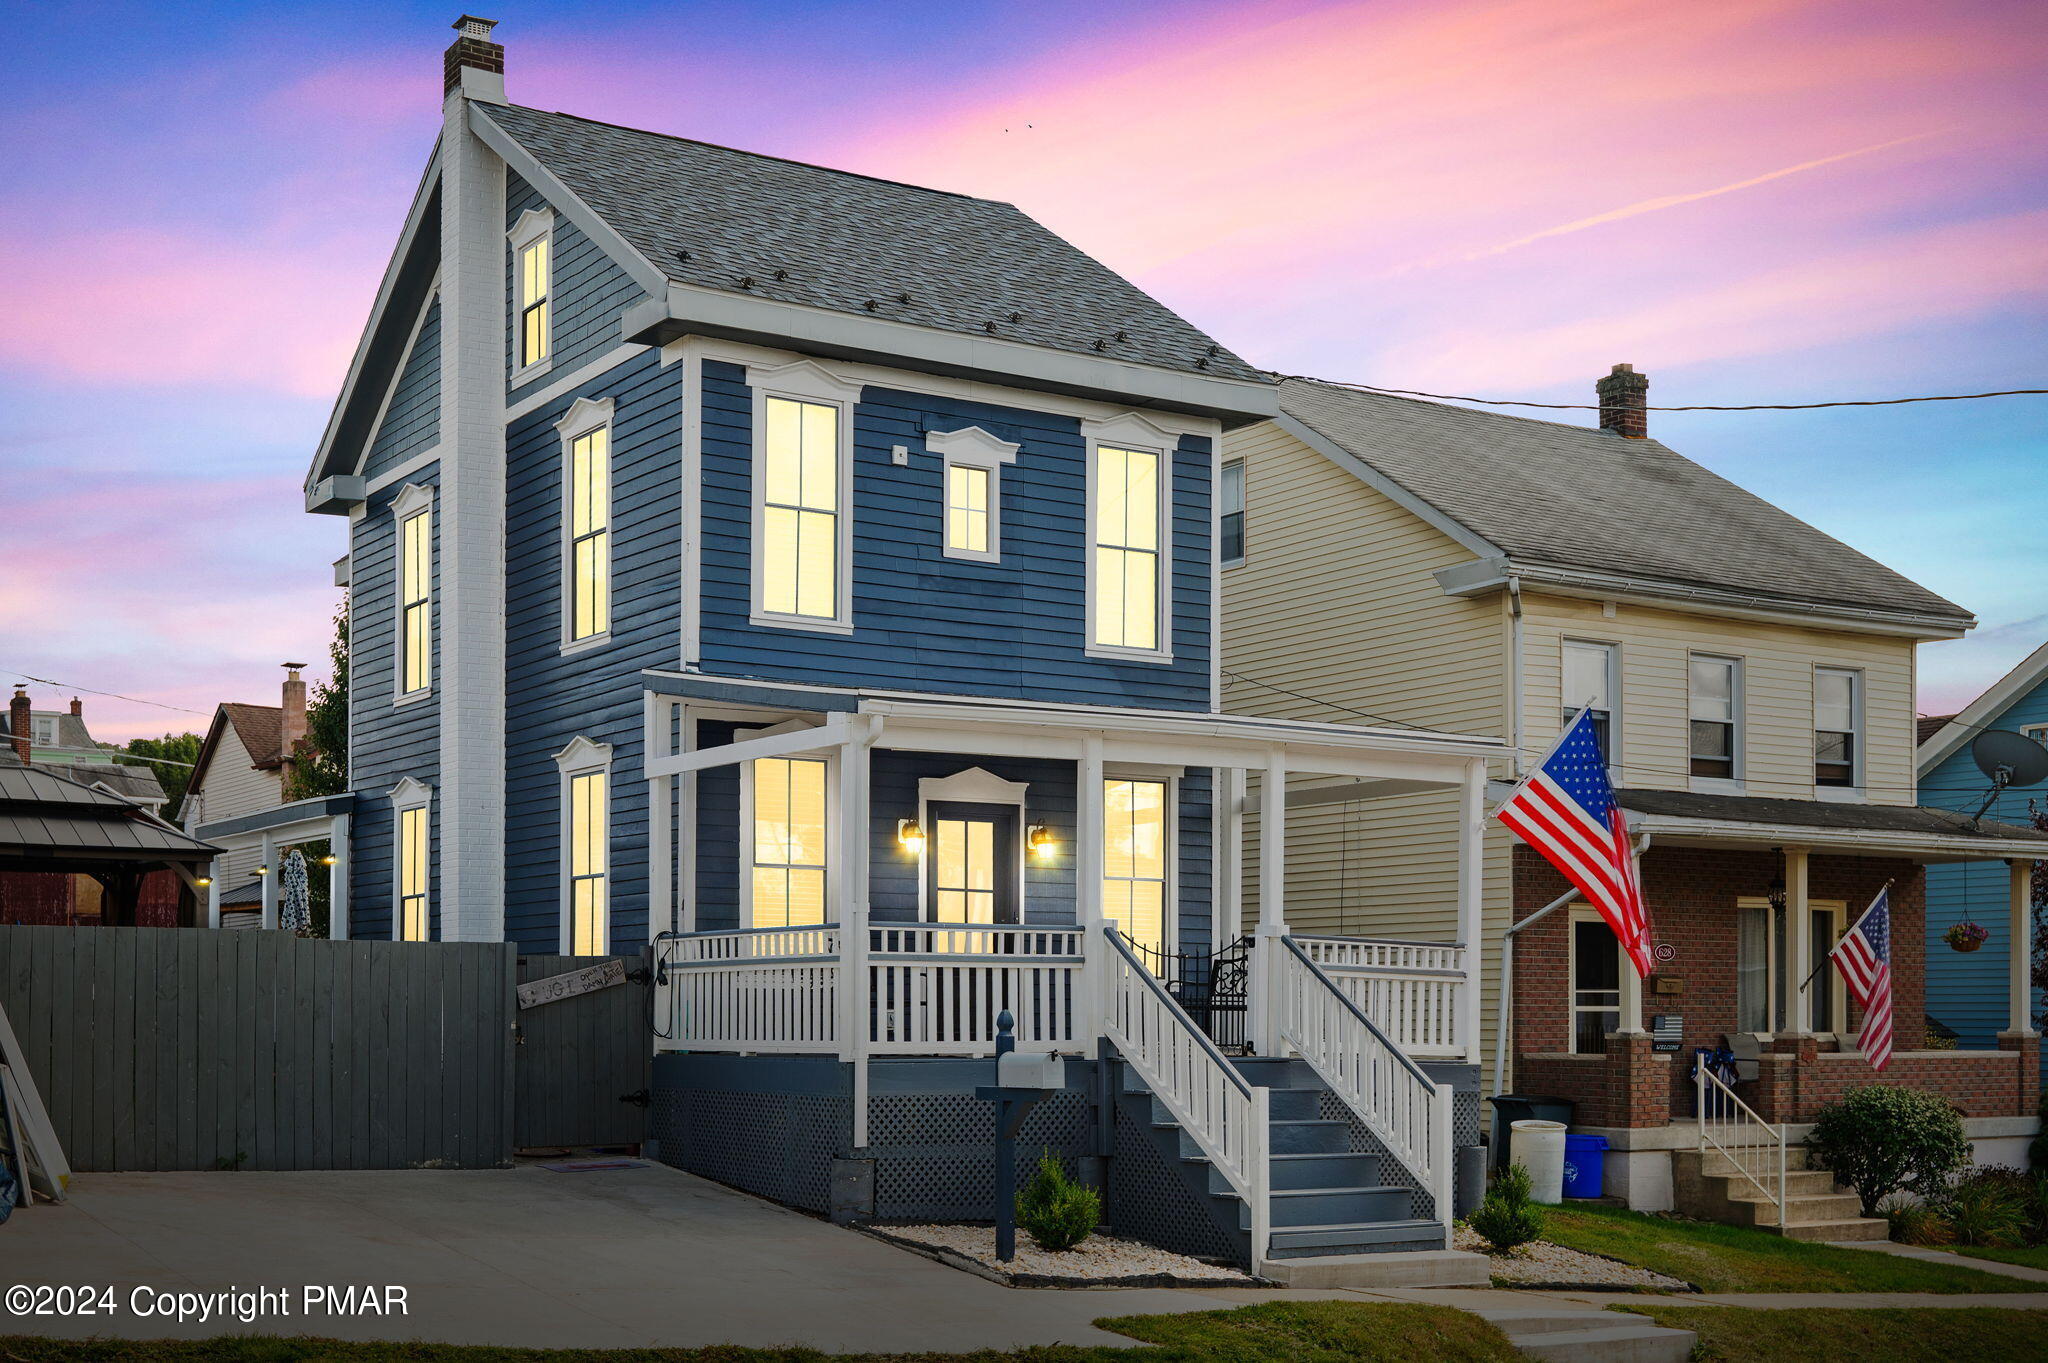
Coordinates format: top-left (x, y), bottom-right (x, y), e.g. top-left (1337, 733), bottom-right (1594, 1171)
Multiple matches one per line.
top-left (321, 855), bottom-right (337, 866)
top-left (1027, 825), bottom-right (1058, 857)
top-left (257, 864), bottom-right (270, 877)
top-left (195, 876), bottom-right (212, 887)
top-left (897, 818), bottom-right (925, 852)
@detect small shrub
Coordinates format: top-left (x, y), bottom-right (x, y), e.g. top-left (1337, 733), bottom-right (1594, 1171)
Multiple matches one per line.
top-left (1015, 1150), bottom-right (1100, 1252)
top-left (1880, 1196), bottom-right (1952, 1246)
top-left (1468, 1161), bottom-right (1546, 1253)
top-left (1808, 1085), bottom-right (1971, 1216)
top-left (1942, 1167), bottom-right (2032, 1248)
top-left (2018, 1171), bottom-right (2048, 1245)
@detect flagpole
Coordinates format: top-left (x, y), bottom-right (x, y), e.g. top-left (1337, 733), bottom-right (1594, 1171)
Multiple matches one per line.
top-left (1795, 878), bottom-right (1893, 993)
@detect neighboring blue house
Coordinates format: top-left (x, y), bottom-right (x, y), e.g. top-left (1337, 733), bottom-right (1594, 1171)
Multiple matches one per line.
top-left (1920, 639), bottom-right (2048, 1080)
top-left (292, 19), bottom-right (1510, 1278)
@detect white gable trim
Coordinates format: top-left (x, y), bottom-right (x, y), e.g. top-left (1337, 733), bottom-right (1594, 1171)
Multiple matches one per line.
top-left (1274, 412), bottom-right (1502, 561)
top-left (925, 425), bottom-right (1020, 466)
top-left (1919, 637), bottom-right (2048, 774)
top-left (745, 356), bottom-right (865, 406)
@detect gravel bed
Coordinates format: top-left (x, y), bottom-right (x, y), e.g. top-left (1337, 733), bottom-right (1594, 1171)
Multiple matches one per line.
top-left (1453, 1225), bottom-right (1693, 1291)
top-left (868, 1224), bottom-right (1255, 1287)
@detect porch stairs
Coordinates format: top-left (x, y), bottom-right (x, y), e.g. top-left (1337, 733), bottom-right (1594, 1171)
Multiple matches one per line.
top-left (1111, 1053), bottom-right (1482, 1282)
top-left (1672, 1147), bottom-right (1888, 1241)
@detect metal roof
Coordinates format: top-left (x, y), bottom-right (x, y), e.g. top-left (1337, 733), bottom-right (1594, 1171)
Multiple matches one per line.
top-left (0, 764), bottom-right (218, 860)
top-left (1278, 377), bottom-right (1972, 626)
top-left (482, 104), bottom-right (1263, 386)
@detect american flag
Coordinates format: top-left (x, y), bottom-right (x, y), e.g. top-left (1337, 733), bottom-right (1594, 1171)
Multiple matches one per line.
top-left (1830, 887), bottom-right (1893, 1071)
top-left (1496, 707), bottom-right (1653, 977)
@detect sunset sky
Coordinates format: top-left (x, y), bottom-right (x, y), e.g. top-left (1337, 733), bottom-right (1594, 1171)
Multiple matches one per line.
top-left (4, 0), bottom-right (2043, 748)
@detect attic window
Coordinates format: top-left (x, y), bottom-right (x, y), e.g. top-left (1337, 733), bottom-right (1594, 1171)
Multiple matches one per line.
top-left (509, 207), bottom-right (555, 378)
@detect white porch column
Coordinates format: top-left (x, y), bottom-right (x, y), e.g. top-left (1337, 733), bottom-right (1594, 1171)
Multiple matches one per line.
top-left (1782, 847), bottom-right (1812, 1035)
top-left (206, 861), bottom-right (222, 930)
top-left (1219, 767), bottom-right (1246, 944)
top-left (840, 717), bottom-right (877, 1147)
top-left (328, 813), bottom-right (350, 940)
top-left (2011, 859), bottom-right (2039, 1037)
top-left (1078, 733), bottom-right (1108, 1054)
top-left (1250, 745), bottom-right (1287, 1055)
top-left (1456, 756), bottom-right (1487, 1062)
top-left (259, 832), bottom-right (278, 930)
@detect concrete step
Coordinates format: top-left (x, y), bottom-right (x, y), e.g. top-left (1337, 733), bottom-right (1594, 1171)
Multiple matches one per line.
top-left (1725, 1189), bottom-right (1867, 1225)
top-left (1778, 1215), bottom-right (1889, 1242)
top-left (1257, 1248), bottom-right (1487, 1288)
top-left (1693, 1146), bottom-right (1813, 1177)
top-left (1499, 1315), bottom-right (1697, 1363)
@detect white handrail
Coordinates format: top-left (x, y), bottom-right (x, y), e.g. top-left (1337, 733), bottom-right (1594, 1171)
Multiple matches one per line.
top-left (1696, 1064), bottom-right (1785, 1220)
top-left (1100, 926), bottom-right (1270, 1259)
top-left (1273, 937), bottom-right (1452, 1237)
top-left (655, 926), bottom-right (842, 1053)
top-left (1294, 934), bottom-right (1467, 974)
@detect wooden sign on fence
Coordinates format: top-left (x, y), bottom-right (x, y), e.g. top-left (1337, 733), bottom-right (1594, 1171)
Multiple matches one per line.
top-left (517, 958), bottom-right (627, 1010)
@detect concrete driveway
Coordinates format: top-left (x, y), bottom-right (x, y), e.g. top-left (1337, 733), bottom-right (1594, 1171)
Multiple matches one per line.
top-left (0, 1163), bottom-right (1285, 1351)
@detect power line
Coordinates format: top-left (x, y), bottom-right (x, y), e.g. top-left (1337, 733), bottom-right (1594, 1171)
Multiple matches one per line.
top-left (1220, 669), bottom-right (1456, 735)
top-left (1280, 372), bottom-right (2048, 413)
top-left (4, 670), bottom-right (211, 718)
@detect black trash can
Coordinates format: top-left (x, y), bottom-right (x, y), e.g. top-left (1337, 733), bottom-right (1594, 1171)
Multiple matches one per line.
top-left (1485, 1094), bottom-right (1575, 1171)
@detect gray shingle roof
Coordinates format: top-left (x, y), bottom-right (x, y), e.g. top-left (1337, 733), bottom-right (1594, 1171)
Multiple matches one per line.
top-left (1279, 378), bottom-right (1971, 623)
top-left (1616, 787), bottom-right (2048, 844)
top-left (483, 104), bottom-right (1261, 385)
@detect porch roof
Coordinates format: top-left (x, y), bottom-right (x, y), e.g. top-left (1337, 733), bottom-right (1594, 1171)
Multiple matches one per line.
top-left (1611, 786), bottom-right (2048, 863)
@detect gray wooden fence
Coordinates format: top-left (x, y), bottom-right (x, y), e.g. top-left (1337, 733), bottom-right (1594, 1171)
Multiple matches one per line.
top-left (513, 952), bottom-right (651, 1150)
top-left (0, 926), bottom-right (517, 1171)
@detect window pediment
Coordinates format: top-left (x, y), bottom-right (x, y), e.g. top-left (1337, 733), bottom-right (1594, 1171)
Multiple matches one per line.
top-left (745, 357), bottom-right (864, 406)
top-left (554, 395), bottom-right (614, 440)
top-left (925, 425), bottom-right (1020, 466)
top-left (553, 734), bottom-right (615, 775)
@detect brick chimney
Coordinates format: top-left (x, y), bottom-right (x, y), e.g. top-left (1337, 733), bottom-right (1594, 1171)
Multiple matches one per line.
top-left (1597, 363), bottom-right (1649, 438)
top-left (444, 15), bottom-right (505, 100)
top-left (69, 697), bottom-right (82, 717)
top-left (9, 686), bottom-right (31, 764)
top-left (281, 663), bottom-right (309, 762)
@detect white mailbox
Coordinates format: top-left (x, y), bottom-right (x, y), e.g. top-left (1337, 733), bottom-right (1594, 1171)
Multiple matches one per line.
top-left (994, 1051), bottom-right (1065, 1090)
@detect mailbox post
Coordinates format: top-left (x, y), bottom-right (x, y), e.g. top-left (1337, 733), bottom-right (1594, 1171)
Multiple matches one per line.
top-left (973, 1010), bottom-right (1060, 1261)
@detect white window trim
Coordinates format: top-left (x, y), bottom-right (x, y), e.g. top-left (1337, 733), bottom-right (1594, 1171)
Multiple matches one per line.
top-left (1560, 638), bottom-right (1620, 771)
top-left (2023, 722), bottom-right (2048, 746)
top-left (1688, 652), bottom-right (1746, 794)
top-left (926, 425), bottom-right (1018, 564)
top-left (1813, 665), bottom-right (1866, 802)
top-left (1220, 457), bottom-right (1246, 569)
top-left (509, 206), bottom-right (555, 385)
top-left (1101, 767), bottom-right (1177, 957)
top-left (914, 766), bottom-right (1030, 922)
top-left (746, 359), bottom-right (861, 635)
top-left (389, 776), bottom-right (433, 943)
top-left (738, 721), bottom-right (840, 929)
top-left (390, 482), bottom-right (435, 706)
top-left (556, 396), bottom-right (616, 655)
top-left (1565, 904), bottom-right (1621, 1053)
top-left (1083, 412), bottom-right (1177, 665)
top-left (554, 735), bottom-right (615, 955)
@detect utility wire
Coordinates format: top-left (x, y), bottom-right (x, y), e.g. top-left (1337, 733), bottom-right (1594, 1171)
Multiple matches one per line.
top-left (4, 670), bottom-right (211, 718)
top-left (1278, 373), bottom-right (2048, 413)
top-left (1220, 668), bottom-right (1456, 735)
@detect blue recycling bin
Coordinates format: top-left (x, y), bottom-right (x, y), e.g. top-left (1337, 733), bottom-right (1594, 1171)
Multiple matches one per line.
top-left (1562, 1133), bottom-right (1608, 1199)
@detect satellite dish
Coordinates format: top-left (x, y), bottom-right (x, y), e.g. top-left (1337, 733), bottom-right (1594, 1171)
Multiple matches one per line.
top-left (1972, 730), bottom-right (2048, 789)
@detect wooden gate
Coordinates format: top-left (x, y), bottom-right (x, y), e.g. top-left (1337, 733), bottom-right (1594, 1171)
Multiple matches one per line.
top-left (512, 952), bottom-right (652, 1150)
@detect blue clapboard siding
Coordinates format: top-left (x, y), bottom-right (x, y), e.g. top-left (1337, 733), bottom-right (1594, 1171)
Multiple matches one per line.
top-left (347, 468), bottom-right (442, 940)
top-left (1923, 680), bottom-right (2048, 1055)
top-left (363, 295), bottom-right (440, 480)
top-left (502, 346), bottom-right (681, 953)
top-left (506, 171), bottom-right (644, 404)
top-left (689, 737), bottom-right (1212, 951)
top-left (696, 364), bottom-right (1214, 710)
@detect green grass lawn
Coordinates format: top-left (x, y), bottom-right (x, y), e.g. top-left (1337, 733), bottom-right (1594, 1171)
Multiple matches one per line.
top-left (1949, 1242), bottom-right (2048, 1271)
top-left (1540, 1205), bottom-right (2036, 1293)
top-left (0, 1301), bottom-right (1520, 1363)
top-left (1615, 1305), bottom-right (2048, 1363)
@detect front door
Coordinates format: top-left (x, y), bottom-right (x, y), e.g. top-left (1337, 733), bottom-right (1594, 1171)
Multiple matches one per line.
top-left (924, 801), bottom-right (1021, 926)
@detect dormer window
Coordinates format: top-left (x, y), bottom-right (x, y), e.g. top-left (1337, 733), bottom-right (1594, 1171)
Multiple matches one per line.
top-left (509, 207), bottom-right (554, 379)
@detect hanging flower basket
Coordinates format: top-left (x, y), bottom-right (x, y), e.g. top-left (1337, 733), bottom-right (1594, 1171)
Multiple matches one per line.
top-left (1944, 922), bottom-right (1990, 953)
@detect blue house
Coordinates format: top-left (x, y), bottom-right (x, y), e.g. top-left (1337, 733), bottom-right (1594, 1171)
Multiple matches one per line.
top-left (295, 18), bottom-right (1510, 1278)
top-left (1919, 640), bottom-right (2048, 1084)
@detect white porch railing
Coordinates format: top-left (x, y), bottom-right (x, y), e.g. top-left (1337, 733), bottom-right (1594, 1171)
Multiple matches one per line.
top-left (867, 924), bottom-right (1085, 1055)
top-left (657, 926), bottom-right (843, 1053)
top-left (1273, 937), bottom-right (1452, 1239)
top-left (1102, 926), bottom-right (1270, 1261)
top-left (1292, 934), bottom-right (1467, 1058)
top-left (1696, 1064), bottom-right (1786, 1221)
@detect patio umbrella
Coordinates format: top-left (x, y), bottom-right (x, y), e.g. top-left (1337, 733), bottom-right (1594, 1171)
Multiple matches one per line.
top-left (281, 849), bottom-right (310, 934)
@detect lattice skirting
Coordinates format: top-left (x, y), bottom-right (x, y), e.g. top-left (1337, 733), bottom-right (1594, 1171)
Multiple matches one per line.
top-left (653, 1083), bottom-right (847, 1213)
top-left (868, 1088), bottom-right (1094, 1221)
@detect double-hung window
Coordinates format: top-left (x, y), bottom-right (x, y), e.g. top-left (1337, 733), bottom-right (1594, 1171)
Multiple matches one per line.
top-left (1220, 459), bottom-right (1246, 566)
top-left (755, 394), bottom-right (850, 626)
top-left (393, 484), bottom-right (433, 699)
top-left (2024, 723), bottom-right (2048, 749)
top-left (1815, 667), bottom-right (1861, 789)
top-left (558, 399), bottom-right (612, 646)
top-left (1103, 777), bottom-right (1169, 960)
top-left (750, 756), bottom-right (829, 928)
top-left (1092, 445), bottom-right (1164, 653)
top-left (556, 737), bottom-right (612, 954)
top-left (391, 777), bottom-right (432, 942)
top-left (510, 208), bottom-right (553, 376)
top-left (1689, 655), bottom-right (1741, 781)
top-left (1561, 640), bottom-right (1617, 765)
top-left (927, 425), bottom-right (1017, 564)
top-left (946, 464), bottom-right (992, 556)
